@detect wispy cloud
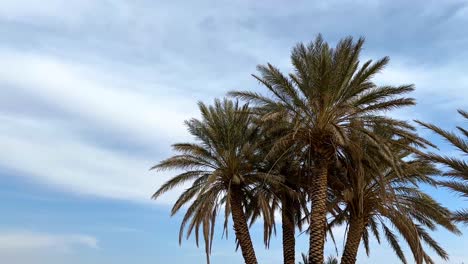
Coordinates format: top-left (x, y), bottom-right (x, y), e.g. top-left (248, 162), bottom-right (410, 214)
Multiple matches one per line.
top-left (0, 48), bottom-right (193, 144)
top-left (0, 230), bottom-right (98, 251)
top-left (0, 230), bottom-right (98, 264)
top-left (0, 49), bottom-right (194, 204)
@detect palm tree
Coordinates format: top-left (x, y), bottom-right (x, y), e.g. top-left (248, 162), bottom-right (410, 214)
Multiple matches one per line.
top-left (231, 35), bottom-right (419, 263)
top-left (277, 162), bottom-right (306, 264)
top-left (151, 99), bottom-right (280, 264)
top-left (248, 160), bottom-right (302, 264)
top-left (262, 154), bottom-right (306, 264)
top-left (330, 128), bottom-right (460, 264)
top-left (416, 110), bottom-right (468, 223)
top-left (247, 116), bottom-right (308, 264)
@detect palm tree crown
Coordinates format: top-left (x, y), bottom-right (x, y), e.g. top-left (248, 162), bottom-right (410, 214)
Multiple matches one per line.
top-left (231, 35), bottom-right (422, 264)
top-left (152, 99), bottom-right (280, 264)
top-left (330, 127), bottom-right (459, 264)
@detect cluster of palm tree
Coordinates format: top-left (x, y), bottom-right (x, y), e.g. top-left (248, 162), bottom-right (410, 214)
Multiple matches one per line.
top-left (151, 35), bottom-right (465, 264)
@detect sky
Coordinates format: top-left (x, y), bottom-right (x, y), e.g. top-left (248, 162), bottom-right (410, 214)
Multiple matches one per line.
top-left (0, 0), bottom-right (467, 263)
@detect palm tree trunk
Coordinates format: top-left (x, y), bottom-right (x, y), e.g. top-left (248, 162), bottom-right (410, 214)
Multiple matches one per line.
top-left (230, 186), bottom-right (258, 264)
top-left (340, 216), bottom-right (364, 264)
top-left (308, 165), bottom-right (328, 264)
top-left (282, 195), bottom-right (295, 264)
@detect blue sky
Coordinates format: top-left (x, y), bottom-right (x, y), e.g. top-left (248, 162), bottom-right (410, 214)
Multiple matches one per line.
top-left (0, 0), bottom-right (467, 263)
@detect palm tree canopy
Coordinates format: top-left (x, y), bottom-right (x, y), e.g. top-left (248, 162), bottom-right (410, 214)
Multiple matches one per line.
top-left (329, 127), bottom-right (460, 264)
top-left (230, 34), bottom-right (425, 166)
top-left (151, 98), bottom-right (281, 263)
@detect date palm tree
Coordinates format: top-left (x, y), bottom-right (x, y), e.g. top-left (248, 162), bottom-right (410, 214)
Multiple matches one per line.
top-left (151, 99), bottom-right (281, 264)
top-left (276, 162), bottom-right (306, 264)
top-left (246, 159), bottom-right (305, 264)
top-left (245, 117), bottom-right (307, 264)
top-left (329, 128), bottom-right (460, 264)
top-left (231, 35), bottom-right (419, 263)
top-left (263, 156), bottom-right (306, 264)
top-left (416, 110), bottom-right (468, 223)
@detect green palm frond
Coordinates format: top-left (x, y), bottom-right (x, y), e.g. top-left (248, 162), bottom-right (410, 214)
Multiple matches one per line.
top-left (151, 98), bottom-right (268, 263)
top-left (452, 209), bottom-right (468, 223)
top-left (231, 34), bottom-right (423, 264)
top-left (382, 224), bottom-right (407, 264)
top-left (327, 125), bottom-right (458, 264)
top-left (325, 255), bottom-right (339, 264)
top-left (298, 252), bottom-right (309, 264)
top-left (416, 110), bottom-right (467, 223)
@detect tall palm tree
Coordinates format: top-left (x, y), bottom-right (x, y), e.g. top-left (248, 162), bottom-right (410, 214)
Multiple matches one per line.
top-left (277, 162), bottom-right (306, 264)
top-left (231, 35), bottom-right (419, 263)
top-left (330, 129), bottom-right (460, 264)
top-left (248, 122), bottom-right (307, 264)
top-left (416, 110), bottom-right (468, 223)
top-left (260, 154), bottom-right (306, 264)
top-left (151, 99), bottom-right (280, 264)
top-left (250, 116), bottom-right (308, 264)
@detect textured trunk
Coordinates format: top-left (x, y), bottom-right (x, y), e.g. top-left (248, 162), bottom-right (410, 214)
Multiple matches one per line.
top-left (308, 165), bottom-right (328, 264)
top-left (340, 216), bottom-right (364, 264)
top-left (230, 186), bottom-right (258, 264)
top-left (281, 196), bottom-right (296, 264)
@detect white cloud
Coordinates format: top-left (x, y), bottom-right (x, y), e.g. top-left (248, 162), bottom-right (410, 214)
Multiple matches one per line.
top-left (0, 230), bottom-right (98, 264)
top-left (377, 59), bottom-right (468, 106)
top-left (0, 50), bottom-right (195, 204)
top-left (0, 230), bottom-right (98, 251)
top-left (0, 113), bottom-right (181, 204)
top-left (370, 57), bottom-right (468, 124)
top-left (0, 48), bottom-right (194, 144)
